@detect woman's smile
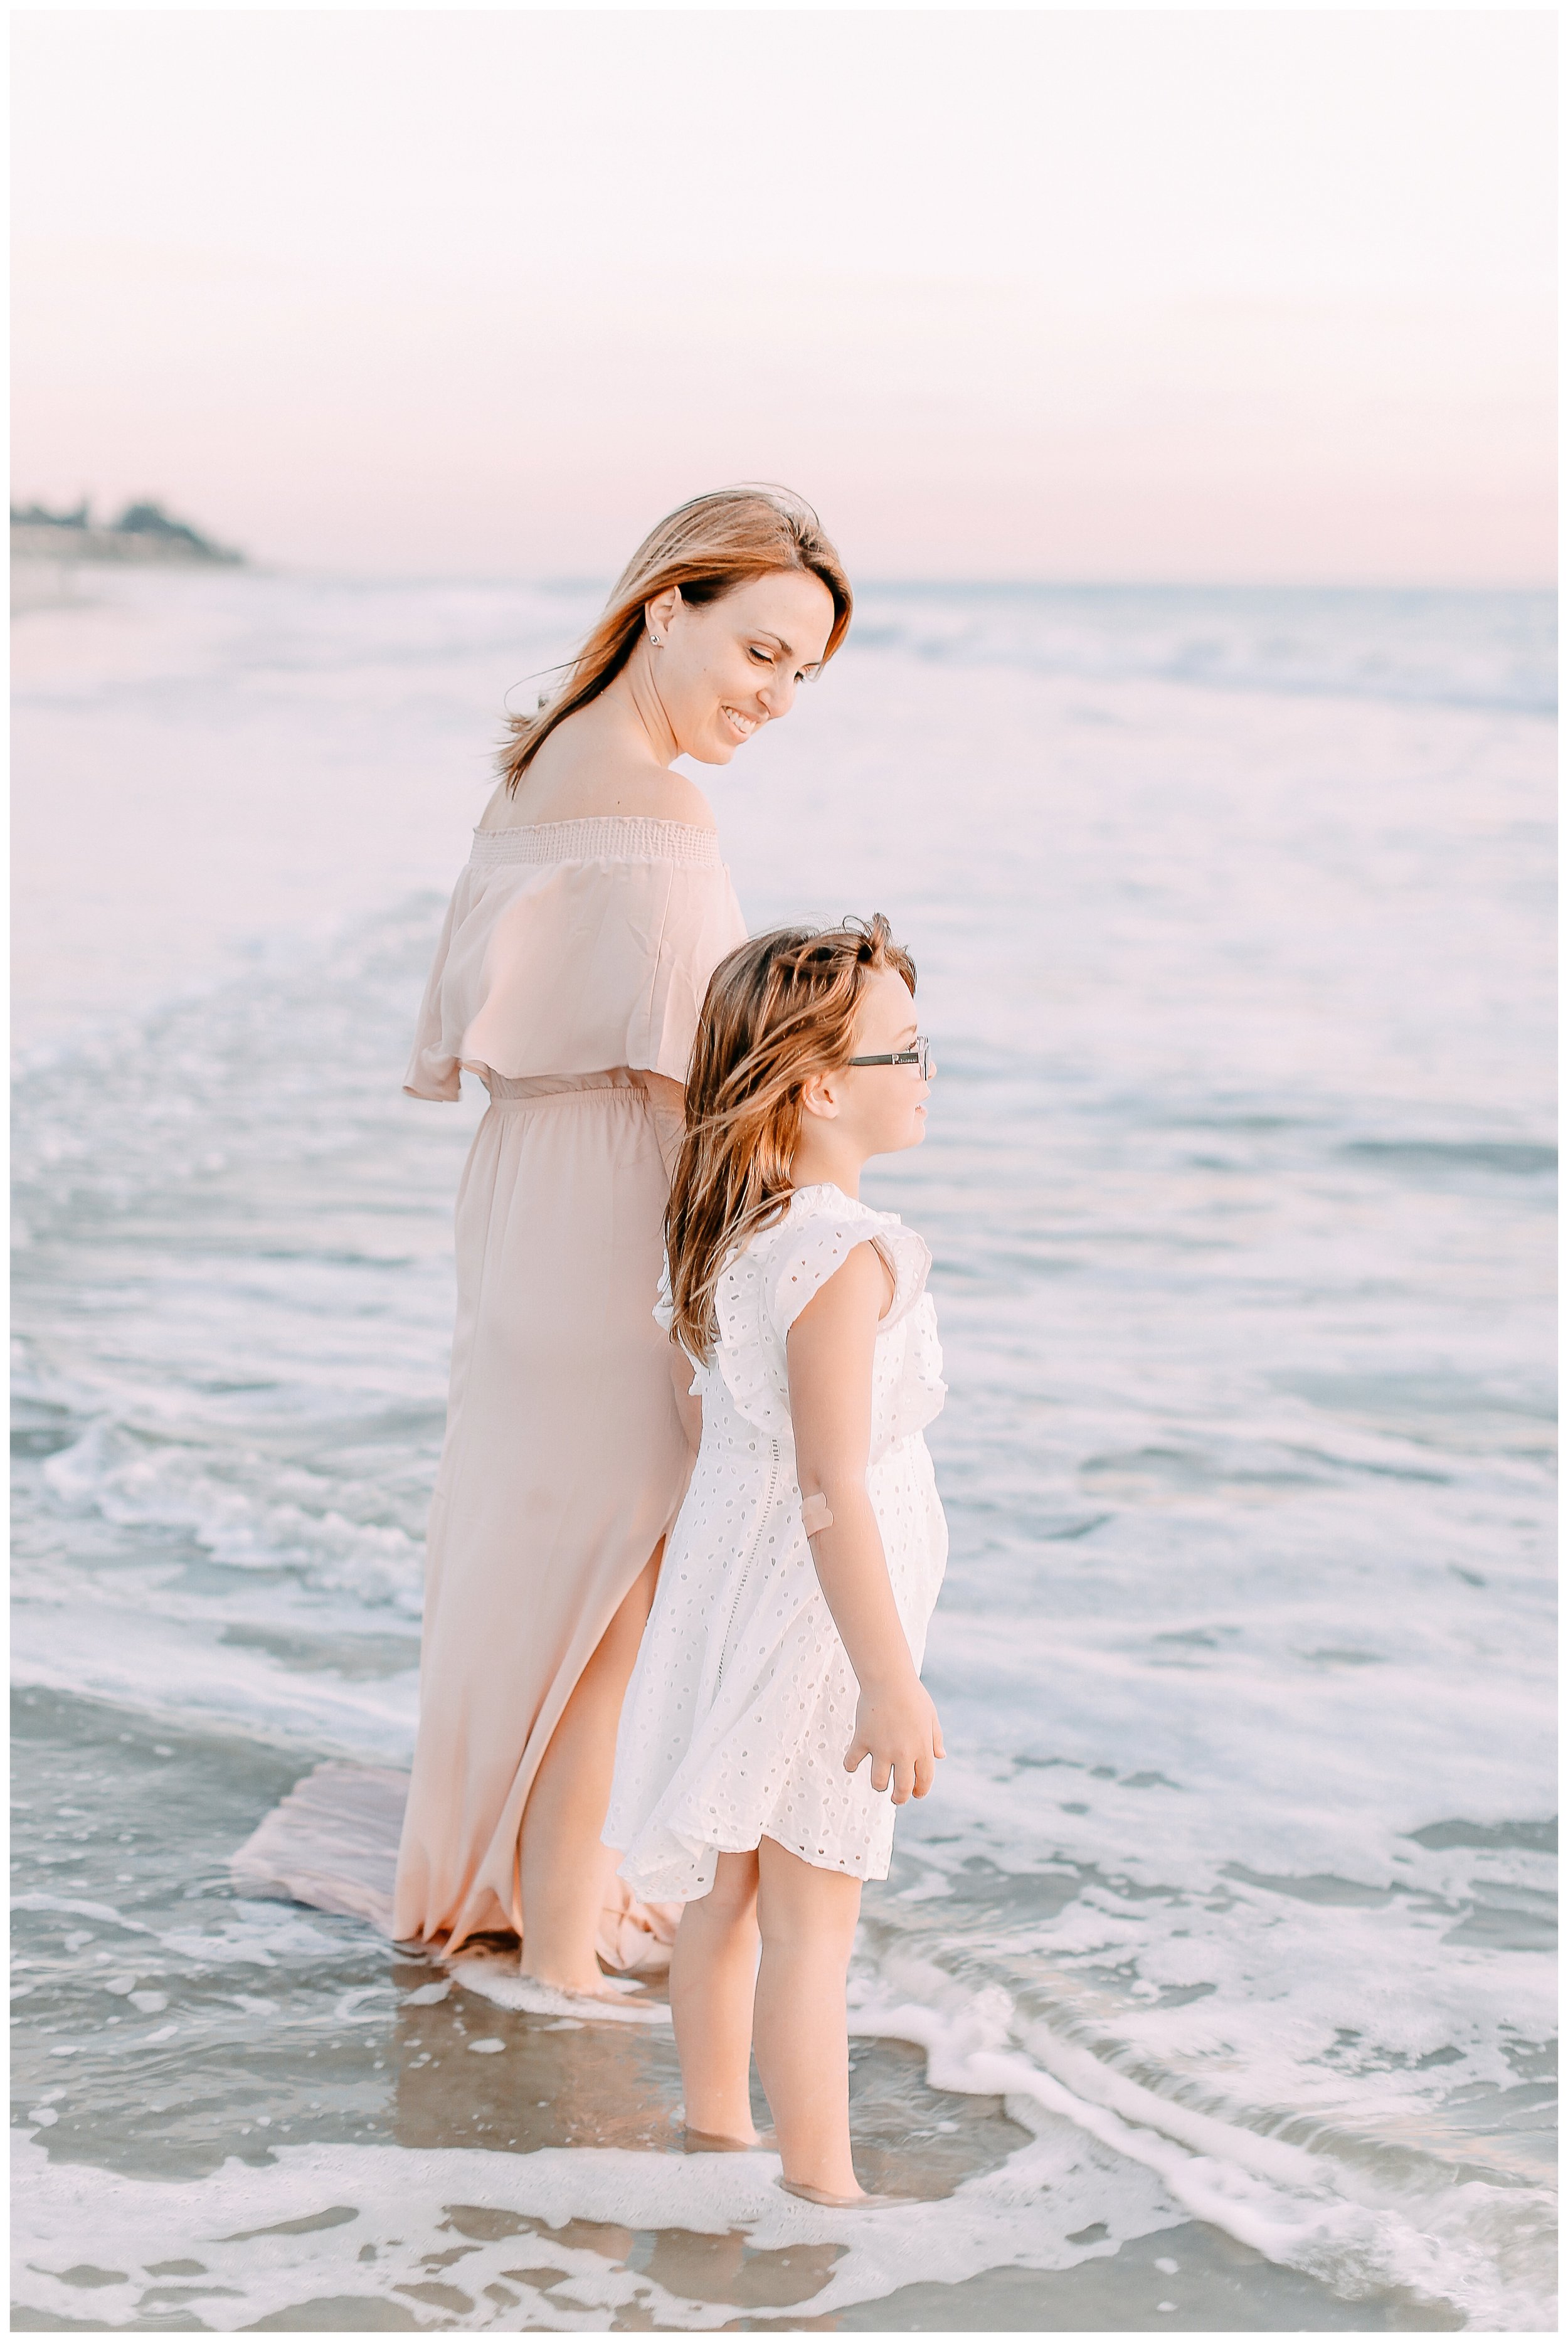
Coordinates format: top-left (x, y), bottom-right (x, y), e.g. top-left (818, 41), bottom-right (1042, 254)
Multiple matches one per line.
top-left (721, 702), bottom-right (764, 743)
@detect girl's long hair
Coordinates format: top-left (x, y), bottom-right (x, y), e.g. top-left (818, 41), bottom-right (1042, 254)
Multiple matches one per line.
top-left (666, 916), bottom-right (916, 1364)
top-left (501, 485), bottom-right (852, 793)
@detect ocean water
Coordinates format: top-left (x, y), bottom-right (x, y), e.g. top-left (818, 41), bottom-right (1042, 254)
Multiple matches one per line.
top-left (11, 566), bottom-right (1556, 2332)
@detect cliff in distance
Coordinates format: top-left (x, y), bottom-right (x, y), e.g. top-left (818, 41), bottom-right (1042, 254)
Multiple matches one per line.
top-left (11, 499), bottom-right (244, 565)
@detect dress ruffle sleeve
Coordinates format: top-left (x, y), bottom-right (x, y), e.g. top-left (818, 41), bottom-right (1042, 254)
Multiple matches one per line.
top-left (879, 1289), bottom-right (946, 1451)
top-left (769, 1213), bottom-right (932, 1340)
top-left (706, 1226), bottom-right (794, 1438)
top-left (405, 820), bottom-right (748, 1100)
top-left (704, 1189), bottom-right (944, 1455)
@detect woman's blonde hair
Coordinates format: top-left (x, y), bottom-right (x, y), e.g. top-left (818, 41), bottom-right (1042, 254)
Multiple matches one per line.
top-left (665, 915), bottom-right (916, 1364)
top-left (501, 485), bottom-right (853, 793)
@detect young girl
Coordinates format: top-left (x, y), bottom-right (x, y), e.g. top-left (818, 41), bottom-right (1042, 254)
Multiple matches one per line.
top-left (604, 914), bottom-right (948, 2207)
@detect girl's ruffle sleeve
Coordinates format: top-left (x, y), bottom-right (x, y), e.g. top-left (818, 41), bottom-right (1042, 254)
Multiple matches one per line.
top-left (766, 1209), bottom-right (944, 1457)
top-left (704, 1197), bottom-right (941, 1452)
top-left (881, 1294), bottom-right (946, 1451)
top-left (768, 1214), bottom-right (932, 1341)
top-left (705, 1223), bottom-right (794, 1438)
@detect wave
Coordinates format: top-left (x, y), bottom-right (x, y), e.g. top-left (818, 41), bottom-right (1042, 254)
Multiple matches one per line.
top-left (8, 2126), bottom-right (1172, 2332)
top-left (854, 1993), bottom-right (1555, 2331)
top-left (13, 1986), bottom-right (1554, 2333)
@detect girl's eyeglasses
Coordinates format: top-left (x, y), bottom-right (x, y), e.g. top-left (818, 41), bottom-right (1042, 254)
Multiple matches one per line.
top-left (847, 1037), bottom-right (934, 1079)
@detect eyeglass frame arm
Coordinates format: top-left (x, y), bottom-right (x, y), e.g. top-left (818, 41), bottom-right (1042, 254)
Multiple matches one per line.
top-left (845, 1041), bottom-right (931, 1074)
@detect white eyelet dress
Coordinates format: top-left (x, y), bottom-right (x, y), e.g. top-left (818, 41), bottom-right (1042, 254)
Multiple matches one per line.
top-left (605, 1182), bottom-right (948, 1902)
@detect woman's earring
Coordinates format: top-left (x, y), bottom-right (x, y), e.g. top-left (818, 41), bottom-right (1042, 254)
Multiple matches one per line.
top-left (649, 632), bottom-right (660, 647)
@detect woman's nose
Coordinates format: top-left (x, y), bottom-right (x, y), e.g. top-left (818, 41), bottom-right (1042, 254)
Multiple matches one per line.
top-left (756, 670), bottom-right (795, 719)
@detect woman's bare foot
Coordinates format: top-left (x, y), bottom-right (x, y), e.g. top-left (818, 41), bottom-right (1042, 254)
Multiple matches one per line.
top-left (682, 2123), bottom-right (778, 2153)
top-left (521, 1963), bottom-right (646, 2002)
top-left (778, 2177), bottom-right (903, 2208)
top-left (522, 1968), bottom-right (614, 1996)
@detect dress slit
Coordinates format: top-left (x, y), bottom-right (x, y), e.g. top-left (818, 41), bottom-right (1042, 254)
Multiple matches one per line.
top-left (236, 819), bottom-right (748, 1977)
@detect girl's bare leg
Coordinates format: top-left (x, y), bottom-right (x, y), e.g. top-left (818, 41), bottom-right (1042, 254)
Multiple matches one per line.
top-left (752, 1836), bottom-right (864, 2198)
top-left (669, 1849), bottom-right (762, 2140)
top-left (517, 1544), bottom-right (662, 1993)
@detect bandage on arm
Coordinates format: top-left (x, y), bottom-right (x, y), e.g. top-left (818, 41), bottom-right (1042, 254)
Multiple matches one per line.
top-left (802, 1491), bottom-right (834, 1537)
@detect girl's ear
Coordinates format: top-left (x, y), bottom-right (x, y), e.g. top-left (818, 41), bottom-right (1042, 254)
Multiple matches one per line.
top-left (799, 1069), bottom-right (841, 1123)
top-left (645, 586), bottom-right (682, 637)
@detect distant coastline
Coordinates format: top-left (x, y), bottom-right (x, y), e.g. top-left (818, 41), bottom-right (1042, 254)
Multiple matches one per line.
top-left (11, 499), bottom-right (243, 566)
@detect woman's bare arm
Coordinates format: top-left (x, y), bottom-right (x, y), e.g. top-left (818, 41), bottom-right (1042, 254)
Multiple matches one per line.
top-left (787, 1243), bottom-right (945, 1804)
top-left (667, 1337), bottom-right (702, 1452)
top-left (643, 1071), bottom-right (700, 1446)
top-left (642, 1070), bottom-right (686, 1184)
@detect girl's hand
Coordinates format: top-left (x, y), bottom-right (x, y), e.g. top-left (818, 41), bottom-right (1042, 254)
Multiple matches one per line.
top-left (844, 1675), bottom-right (946, 1804)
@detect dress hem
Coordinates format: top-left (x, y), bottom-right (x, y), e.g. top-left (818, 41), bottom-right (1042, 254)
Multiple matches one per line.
top-left (617, 1819), bottom-right (893, 1905)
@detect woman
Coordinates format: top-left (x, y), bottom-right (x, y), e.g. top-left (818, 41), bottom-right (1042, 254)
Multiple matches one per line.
top-left (393, 487), bottom-right (852, 1996)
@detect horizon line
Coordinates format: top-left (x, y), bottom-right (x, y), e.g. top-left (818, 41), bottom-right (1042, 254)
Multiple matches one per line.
top-left (234, 561), bottom-right (1562, 600)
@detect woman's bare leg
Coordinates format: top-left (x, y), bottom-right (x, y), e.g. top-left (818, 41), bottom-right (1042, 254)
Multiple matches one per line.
top-left (517, 1544), bottom-right (661, 1992)
top-left (752, 1837), bottom-right (864, 2198)
top-left (669, 1850), bottom-right (761, 2140)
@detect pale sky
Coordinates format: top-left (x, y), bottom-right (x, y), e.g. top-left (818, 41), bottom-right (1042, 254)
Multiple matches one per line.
top-left (11, 8), bottom-right (1557, 583)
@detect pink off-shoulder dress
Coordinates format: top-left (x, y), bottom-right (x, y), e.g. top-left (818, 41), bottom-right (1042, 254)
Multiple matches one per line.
top-left (393, 816), bottom-right (746, 1956)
